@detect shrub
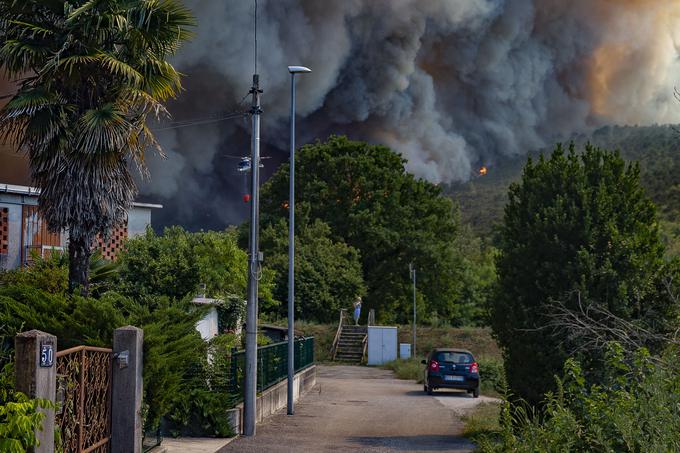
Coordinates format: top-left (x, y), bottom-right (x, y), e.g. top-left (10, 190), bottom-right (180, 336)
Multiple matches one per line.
top-left (477, 356), bottom-right (506, 396)
top-left (478, 343), bottom-right (680, 452)
top-left (0, 363), bottom-right (53, 453)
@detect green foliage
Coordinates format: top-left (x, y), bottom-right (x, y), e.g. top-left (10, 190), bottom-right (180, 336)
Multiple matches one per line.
top-left (260, 218), bottom-right (365, 323)
top-left (0, 273), bottom-right (229, 436)
top-left (0, 284), bottom-right (124, 349)
top-left (0, 363), bottom-right (54, 453)
top-left (0, 0), bottom-right (194, 292)
top-left (491, 143), bottom-right (671, 406)
top-left (260, 135), bottom-right (464, 324)
top-left (135, 301), bottom-right (208, 431)
top-left (0, 251), bottom-right (68, 294)
top-left (479, 344), bottom-right (680, 452)
top-left (119, 226), bottom-right (274, 326)
top-left (119, 226), bottom-right (203, 301)
top-left (381, 357), bottom-right (426, 383)
top-left (455, 225), bottom-right (497, 326)
top-left (477, 356), bottom-right (506, 396)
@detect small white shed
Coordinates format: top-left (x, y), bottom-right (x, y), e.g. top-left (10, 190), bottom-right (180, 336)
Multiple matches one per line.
top-left (367, 326), bottom-right (398, 365)
top-left (192, 296), bottom-right (222, 341)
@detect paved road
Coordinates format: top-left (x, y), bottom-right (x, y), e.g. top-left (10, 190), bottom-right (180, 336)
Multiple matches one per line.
top-left (220, 365), bottom-right (496, 453)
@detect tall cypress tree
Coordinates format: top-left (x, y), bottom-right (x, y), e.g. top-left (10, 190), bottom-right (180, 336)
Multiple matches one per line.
top-left (491, 143), bottom-right (671, 406)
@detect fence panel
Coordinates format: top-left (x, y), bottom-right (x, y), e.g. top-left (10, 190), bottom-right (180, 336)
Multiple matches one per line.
top-left (227, 336), bottom-right (314, 405)
top-left (56, 346), bottom-right (112, 453)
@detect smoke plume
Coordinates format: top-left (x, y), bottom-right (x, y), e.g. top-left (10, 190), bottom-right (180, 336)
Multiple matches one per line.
top-left (139, 0), bottom-right (680, 229)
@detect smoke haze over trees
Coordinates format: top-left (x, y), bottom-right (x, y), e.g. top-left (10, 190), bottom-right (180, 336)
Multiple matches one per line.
top-left (136, 0), bottom-right (680, 229)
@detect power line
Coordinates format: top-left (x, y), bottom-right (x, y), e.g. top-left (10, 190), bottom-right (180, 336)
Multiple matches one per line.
top-left (150, 111), bottom-right (248, 132)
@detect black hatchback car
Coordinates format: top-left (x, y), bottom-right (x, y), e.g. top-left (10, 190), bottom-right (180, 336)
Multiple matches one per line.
top-left (422, 348), bottom-right (480, 397)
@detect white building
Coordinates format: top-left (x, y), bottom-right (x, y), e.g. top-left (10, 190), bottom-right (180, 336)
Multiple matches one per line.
top-left (0, 183), bottom-right (161, 269)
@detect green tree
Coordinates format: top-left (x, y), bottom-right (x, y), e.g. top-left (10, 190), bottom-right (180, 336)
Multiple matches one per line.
top-left (0, 0), bottom-right (193, 294)
top-left (491, 143), bottom-right (671, 406)
top-left (260, 217), bottom-right (365, 323)
top-left (260, 136), bottom-right (463, 324)
top-left (119, 226), bottom-right (276, 325)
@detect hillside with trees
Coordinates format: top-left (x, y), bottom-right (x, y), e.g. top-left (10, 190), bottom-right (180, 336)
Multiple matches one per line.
top-left (448, 125), bottom-right (680, 247)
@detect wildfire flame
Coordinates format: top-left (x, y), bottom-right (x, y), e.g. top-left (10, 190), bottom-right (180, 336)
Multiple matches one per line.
top-left (478, 166), bottom-right (488, 176)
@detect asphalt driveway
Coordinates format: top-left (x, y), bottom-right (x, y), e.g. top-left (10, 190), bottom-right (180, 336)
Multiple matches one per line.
top-left (219, 365), bottom-right (496, 452)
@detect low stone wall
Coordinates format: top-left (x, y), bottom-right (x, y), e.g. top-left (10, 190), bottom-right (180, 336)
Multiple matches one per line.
top-left (229, 365), bottom-right (317, 434)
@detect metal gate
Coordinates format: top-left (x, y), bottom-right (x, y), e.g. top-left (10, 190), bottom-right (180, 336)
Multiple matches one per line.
top-left (56, 346), bottom-right (113, 453)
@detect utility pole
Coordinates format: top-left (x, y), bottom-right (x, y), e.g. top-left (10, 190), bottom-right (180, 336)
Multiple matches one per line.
top-left (244, 73), bottom-right (262, 437)
top-left (410, 263), bottom-right (416, 357)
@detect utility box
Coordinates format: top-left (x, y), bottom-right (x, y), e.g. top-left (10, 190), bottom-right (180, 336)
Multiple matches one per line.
top-left (367, 326), bottom-right (397, 365)
top-left (399, 343), bottom-right (412, 359)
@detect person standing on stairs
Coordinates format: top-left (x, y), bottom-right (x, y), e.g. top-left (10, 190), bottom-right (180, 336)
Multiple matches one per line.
top-left (353, 296), bottom-right (362, 325)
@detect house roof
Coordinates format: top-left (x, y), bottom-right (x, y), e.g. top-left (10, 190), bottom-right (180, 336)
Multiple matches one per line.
top-left (191, 297), bottom-right (223, 306)
top-left (0, 183), bottom-right (162, 209)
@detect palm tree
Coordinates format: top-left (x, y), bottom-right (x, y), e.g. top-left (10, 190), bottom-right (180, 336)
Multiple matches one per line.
top-left (0, 0), bottom-right (193, 295)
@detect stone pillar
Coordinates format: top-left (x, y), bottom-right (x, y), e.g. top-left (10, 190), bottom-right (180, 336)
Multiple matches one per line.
top-left (111, 326), bottom-right (143, 453)
top-left (15, 330), bottom-right (56, 453)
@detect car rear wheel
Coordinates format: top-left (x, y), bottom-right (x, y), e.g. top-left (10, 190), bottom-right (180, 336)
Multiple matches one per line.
top-left (426, 385), bottom-right (433, 395)
top-left (472, 387), bottom-right (480, 398)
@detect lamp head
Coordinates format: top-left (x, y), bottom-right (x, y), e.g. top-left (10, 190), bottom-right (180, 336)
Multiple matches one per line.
top-left (288, 66), bottom-right (312, 74)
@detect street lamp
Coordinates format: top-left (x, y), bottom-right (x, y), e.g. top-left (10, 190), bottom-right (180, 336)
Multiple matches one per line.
top-left (287, 65), bottom-right (311, 416)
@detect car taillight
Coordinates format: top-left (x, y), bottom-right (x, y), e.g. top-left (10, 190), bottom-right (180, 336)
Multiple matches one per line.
top-left (429, 360), bottom-right (440, 372)
top-left (470, 362), bottom-right (479, 374)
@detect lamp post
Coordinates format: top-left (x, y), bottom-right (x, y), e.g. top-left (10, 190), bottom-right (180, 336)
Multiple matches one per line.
top-left (287, 65), bottom-right (311, 416)
top-left (410, 263), bottom-right (416, 357)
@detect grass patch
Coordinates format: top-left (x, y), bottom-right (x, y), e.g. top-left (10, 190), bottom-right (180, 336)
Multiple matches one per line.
top-left (462, 402), bottom-right (502, 442)
top-left (381, 357), bottom-right (426, 383)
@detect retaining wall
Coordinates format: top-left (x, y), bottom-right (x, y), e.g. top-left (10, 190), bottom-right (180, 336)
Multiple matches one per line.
top-left (229, 365), bottom-right (317, 434)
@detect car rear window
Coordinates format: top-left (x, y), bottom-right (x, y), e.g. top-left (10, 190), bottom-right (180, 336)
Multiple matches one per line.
top-left (436, 352), bottom-right (473, 364)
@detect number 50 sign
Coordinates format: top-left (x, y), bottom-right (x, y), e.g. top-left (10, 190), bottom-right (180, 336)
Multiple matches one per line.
top-left (40, 343), bottom-right (54, 367)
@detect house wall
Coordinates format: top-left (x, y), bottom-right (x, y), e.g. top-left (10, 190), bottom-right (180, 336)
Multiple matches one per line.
top-left (0, 201), bottom-right (23, 269)
top-left (127, 206), bottom-right (153, 238)
top-left (0, 184), bottom-right (159, 269)
top-left (195, 307), bottom-right (219, 341)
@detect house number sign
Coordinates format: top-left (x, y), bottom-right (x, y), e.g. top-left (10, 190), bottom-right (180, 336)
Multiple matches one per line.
top-left (40, 343), bottom-right (54, 367)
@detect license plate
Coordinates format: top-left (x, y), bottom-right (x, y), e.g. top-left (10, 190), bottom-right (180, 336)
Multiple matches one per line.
top-left (444, 375), bottom-right (464, 382)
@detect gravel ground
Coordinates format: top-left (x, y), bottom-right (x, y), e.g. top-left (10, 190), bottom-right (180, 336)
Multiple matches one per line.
top-left (219, 365), bottom-right (496, 453)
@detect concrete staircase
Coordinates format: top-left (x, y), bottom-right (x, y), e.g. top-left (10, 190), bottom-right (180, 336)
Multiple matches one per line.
top-left (334, 325), bottom-right (367, 363)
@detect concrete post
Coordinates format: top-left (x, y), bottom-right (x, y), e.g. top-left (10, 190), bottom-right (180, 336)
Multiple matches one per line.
top-left (111, 326), bottom-right (143, 453)
top-left (15, 329), bottom-right (56, 453)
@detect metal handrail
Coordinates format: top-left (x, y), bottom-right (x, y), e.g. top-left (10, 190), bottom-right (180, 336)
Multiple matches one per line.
top-left (56, 345), bottom-right (112, 357)
top-left (362, 333), bottom-right (368, 364)
top-left (330, 308), bottom-right (347, 360)
top-left (367, 309), bottom-right (375, 326)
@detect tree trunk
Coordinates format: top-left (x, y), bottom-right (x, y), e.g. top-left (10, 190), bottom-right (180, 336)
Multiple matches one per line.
top-left (68, 231), bottom-right (92, 296)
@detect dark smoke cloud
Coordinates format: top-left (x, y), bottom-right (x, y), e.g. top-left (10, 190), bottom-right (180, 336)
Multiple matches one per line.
top-left (138, 0), bottom-right (680, 229)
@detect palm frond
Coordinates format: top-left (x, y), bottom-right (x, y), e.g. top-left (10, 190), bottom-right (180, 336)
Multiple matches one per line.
top-left (56, 54), bottom-right (98, 76)
top-left (96, 53), bottom-right (144, 86)
top-left (9, 20), bottom-right (54, 39)
top-left (65, 0), bottom-right (100, 24)
top-left (75, 103), bottom-right (131, 154)
top-left (140, 58), bottom-right (182, 100)
top-left (1, 88), bottom-right (61, 117)
top-left (0, 39), bottom-right (49, 74)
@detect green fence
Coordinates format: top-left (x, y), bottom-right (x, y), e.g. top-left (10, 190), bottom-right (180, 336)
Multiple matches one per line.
top-left (227, 337), bottom-right (314, 404)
